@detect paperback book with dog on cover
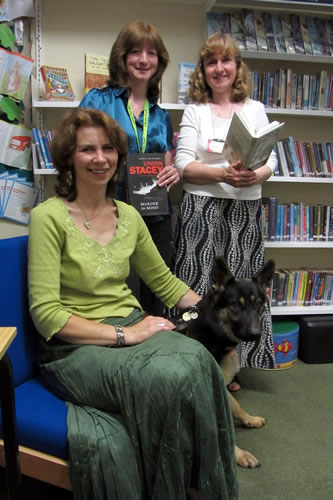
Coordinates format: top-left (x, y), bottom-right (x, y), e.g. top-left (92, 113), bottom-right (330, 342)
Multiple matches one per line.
top-left (222, 111), bottom-right (284, 171)
top-left (126, 152), bottom-right (168, 216)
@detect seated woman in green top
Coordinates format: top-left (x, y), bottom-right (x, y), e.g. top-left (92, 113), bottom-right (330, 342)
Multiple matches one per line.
top-left (28, 108), bottom-right (238, 500)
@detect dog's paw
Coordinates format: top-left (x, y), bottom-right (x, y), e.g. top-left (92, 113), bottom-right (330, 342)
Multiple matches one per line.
top-left (243, 415), bottom-right (266, 428)
top-left (235, 445), bottom-right (261, 469)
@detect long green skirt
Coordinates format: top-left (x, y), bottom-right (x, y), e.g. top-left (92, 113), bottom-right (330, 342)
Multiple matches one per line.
top-left (39, 309), bottom-right (238, 500)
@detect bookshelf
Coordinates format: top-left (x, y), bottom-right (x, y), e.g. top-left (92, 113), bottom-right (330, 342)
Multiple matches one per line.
top-left (32, 0), bottom-right (333, 315)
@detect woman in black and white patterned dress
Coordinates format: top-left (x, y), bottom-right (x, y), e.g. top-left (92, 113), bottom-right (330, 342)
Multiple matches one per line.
top-left (171, 33), bottom-right (278, 373)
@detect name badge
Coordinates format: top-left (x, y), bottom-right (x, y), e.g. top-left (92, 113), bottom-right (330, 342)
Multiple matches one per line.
top-left (207, 138), bottom-right (224, 154)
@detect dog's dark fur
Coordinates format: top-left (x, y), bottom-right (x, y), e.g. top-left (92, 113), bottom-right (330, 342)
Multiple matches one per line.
top-left (174, 256), bottom-right (275, 468)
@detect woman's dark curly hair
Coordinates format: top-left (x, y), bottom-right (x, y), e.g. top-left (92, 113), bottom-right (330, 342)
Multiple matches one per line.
top-left (188, 33), bottom-right (252, 104)
top-left (107, 19), bottom-right (169, 101)
top-left (51, 107), bottom-right (128, 201)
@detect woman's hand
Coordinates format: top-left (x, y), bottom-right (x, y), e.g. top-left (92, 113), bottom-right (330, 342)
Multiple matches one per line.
top-left (157, 165), bottom-right (180, 191)
top-left (222, 161), bottom-right (257, 188)
top-left (123, 315), bottom-right (176, 345)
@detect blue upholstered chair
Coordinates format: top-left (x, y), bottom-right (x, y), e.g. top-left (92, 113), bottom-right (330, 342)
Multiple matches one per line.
top-left (0, 235), bottom-right (71, 490)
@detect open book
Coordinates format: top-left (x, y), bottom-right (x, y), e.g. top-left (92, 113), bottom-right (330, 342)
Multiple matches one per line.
top-left (222, 111), bottom-right (284, 171)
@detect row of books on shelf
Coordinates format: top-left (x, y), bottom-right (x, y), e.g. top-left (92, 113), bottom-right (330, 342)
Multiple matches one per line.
top-left (274, 137), bottom-right (333, 178)
top-left (250, 69), bottom-right (333, 111)
top-left (262, 198), bottom-right (333, 242)
top-left (206, 10), bottom-right (333, 56)
top-left (32, 128), bottom-right (55, 169)
top-left (269, 268), bottom-right (333, 308)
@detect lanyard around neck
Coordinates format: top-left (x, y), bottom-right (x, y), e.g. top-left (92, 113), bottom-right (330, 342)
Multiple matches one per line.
top-left (127, 98), bottom-right (149, 154)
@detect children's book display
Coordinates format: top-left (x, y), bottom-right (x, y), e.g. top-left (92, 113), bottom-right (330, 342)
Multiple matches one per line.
top-left (40, 65), bottom-right (75, 101)
top-left (0, 47), bottom-right (33, 100)
top-left (0, 9), bottom-right (38, 226)
top-left (85, 53), bottom-right (109, 94)
top-left (0, 0), bottom-right (34, 22)
top-left (206, 10), bottom-right (333, 56)
top-left (126, 153), bottom-right (168, 216)
top-left (0, 166), bottom-right (38, 225)
top-left (222, 111), bottom-right (284, 171)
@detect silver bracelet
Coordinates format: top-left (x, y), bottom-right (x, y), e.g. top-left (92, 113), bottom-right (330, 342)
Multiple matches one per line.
top-left (114, 324), bottom-right (126, 347)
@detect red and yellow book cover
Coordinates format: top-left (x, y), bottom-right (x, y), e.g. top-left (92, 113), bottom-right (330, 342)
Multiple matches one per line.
top-left (40, 65), bottom-right (75, 101)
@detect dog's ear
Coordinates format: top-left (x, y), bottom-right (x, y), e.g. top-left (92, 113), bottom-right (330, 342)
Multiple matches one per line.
top-left (253, 259), bottom-right (275, 292)
top-left (211, 256), bottom-right (235, 292)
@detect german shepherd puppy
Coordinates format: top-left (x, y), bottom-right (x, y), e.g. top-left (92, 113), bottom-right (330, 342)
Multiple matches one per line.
top-left (174, 256), bottom-right (275, 468)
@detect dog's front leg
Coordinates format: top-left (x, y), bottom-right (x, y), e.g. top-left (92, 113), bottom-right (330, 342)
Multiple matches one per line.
top-left (228, 393), bottom-right (264, 468)
top-left (228, 392), bottom-right (266, 428)
top-left (235, 445), bottom-right (261, 469)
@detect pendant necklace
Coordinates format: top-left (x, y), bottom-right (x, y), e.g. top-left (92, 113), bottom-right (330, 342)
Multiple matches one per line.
top-left (76, 201), bottom-right (100, 230)
top-left (208, 103), bottom-right (234, 154)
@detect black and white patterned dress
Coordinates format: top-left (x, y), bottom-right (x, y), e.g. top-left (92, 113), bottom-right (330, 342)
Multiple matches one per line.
top-left (171, 191), bottom-right (275, 369)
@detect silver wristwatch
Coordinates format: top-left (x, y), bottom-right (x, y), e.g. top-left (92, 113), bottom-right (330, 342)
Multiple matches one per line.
top-left (114, 324), bottom-right (125, 347)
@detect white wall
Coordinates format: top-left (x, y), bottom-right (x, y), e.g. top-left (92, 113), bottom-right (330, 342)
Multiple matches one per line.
top-left (39, 0), bottom-right (205, 104)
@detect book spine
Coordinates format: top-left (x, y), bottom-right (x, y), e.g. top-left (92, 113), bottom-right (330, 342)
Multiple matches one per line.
top-left (33, 128), bottom-right (51, 168)
top-left (307, 17), bottom-right (322, 56)
top-left (281, 15), bottom-right (296, 54)
top-left (32, 128), bottom-right (46, 169)
top-left (288, 137), bottom-right (302, 177)
top-left (271, 13), bottom-right (286, 53)
top-left (299, 15), bottom-right (313, 55)
top-left (253, 12), bottom-right (267, 51)
top-left (291, 15), bottom-right (305, 54)
top-left (324, 19), bottom-right (333, 56)
top-left (231, 11), bottom-right (245, 50)
top-left (40, 130), bottom-right (53, 169)
top-left (268, 197), bottom-right (278, 241)
top-left (276, 271), bottom-right (286, 307)
top-left (263, 12), bottom-right (276, 52)
top-left (315, 17), bottom-right (331, 56)
top-left (243, 9), bottom-right (258, 51)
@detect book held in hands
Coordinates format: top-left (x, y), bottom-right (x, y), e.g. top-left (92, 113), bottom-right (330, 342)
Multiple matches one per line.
top-left (126, 153), bottom-right (169, 216)
top-left (222, 111), bottom-right (284, 171)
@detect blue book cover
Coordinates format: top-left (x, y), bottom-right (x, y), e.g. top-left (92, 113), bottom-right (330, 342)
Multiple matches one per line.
top-left (288, 136), bottom-right (303, 177)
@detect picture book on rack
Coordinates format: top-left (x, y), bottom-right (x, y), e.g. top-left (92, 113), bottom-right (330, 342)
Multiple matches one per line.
top-left (0, 47), bottom-right (33, 101)
top-left (126, 153), bottom-right (168, 216)
top-left (40, 65), bottom-right (75, 101)
top-left (0, 119), bottom-right (33, 170)
top-left (0, 167), bottom-right (38, 225)
top-left (222, 111), bottom-right (285, 171)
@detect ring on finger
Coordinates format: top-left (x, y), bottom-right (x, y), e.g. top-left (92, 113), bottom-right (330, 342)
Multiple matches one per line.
top-left (158, 322), bottom-right (165, 327)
